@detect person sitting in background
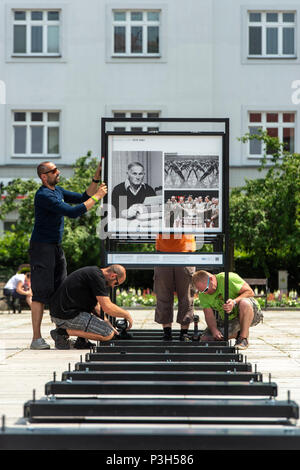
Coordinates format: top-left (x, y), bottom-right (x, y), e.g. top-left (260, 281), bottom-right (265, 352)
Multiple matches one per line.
top-left (4, 265), bottom-right (32, 310)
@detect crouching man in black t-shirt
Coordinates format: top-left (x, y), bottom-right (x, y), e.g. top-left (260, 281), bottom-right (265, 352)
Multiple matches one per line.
top-left (49, 265), bottom-right (132, 349)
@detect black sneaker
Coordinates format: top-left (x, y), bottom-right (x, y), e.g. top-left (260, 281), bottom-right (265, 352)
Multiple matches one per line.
top-left (73, 337), bottom-right (95, 349)
top-left (50, 328), bottom-right (70, 350)
top-left (235, 336), bottom-right (249, 350)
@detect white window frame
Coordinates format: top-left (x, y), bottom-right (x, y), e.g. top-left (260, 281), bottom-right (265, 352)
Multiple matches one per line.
top-left (247, 10), bottom-right (296, 58)
top-left (12, 110), bottom-right (61, 158)
top-left (112, 110), bottom-right (161, 132)
top-left (12, 8), bottom-right (61, 57)
top-left (112, 9), bottom-right (160, 57)
top-left (247, 110), bottom-right (296, 158)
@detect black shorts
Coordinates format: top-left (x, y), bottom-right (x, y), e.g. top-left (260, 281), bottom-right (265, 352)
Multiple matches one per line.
top-left (29, 241), bottom-right (67, 304)
top-left (3, 288), bottom-right (26, 300)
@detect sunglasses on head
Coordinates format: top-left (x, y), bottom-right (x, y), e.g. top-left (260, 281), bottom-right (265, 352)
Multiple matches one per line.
top-left (43, 167), bottom-right (58, 175)
top-left (200, 276), bottom-right (210, 294)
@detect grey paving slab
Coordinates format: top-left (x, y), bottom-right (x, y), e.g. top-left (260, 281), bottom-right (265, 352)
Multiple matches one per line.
top-left (0, 309), bottom-right (300, 429)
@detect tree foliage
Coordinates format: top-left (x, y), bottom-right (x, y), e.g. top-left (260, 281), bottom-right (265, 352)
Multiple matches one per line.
top-left (230, 130), bottom-right (300, 276)
top-left (0, 140), bottom-right (299, 283)
top-left (0, 152), bottom-right (101, 272)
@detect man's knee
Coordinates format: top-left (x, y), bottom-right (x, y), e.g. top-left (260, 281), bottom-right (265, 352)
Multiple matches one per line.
top-left (98, 330), bottom-right (115, 342)
top-left (239, 299), bottom-right (255, 321)
top-left (239, 298), bottom-right (254, 311)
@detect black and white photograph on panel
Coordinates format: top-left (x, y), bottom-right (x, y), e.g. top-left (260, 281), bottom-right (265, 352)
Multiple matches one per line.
top-left (163, 190), bottom-right (220, 231)
top-left (108, 143), bottom-right (163, 233)
top-left (164, 154), bottom-right (219, 189)
top-left (107, 133), bottom-right (223, 235)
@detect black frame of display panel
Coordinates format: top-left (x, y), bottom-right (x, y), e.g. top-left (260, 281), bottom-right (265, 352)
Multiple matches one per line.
top-left (100, 117), bottom-right (230, 339)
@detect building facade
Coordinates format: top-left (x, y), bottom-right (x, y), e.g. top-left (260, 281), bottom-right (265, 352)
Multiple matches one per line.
top-left (0, 0), bottom-right (299, 229)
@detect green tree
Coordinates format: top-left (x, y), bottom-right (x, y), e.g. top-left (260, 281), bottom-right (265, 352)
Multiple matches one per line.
top-left (230, 130), bottom-right (300, 276)
top-left (0, 152), bottom-right (101, 273)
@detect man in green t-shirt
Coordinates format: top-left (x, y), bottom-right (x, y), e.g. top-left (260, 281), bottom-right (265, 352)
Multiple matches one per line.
top-left (192, 270), bottom-right (263, 350)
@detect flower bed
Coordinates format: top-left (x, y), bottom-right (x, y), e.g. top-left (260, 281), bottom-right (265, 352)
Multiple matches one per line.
top-left (116, 288), bottom-right (300, 309)
top-left (259, 289), bottom-right (300, 308)
top-left (116, 288), bottom-right (160, 308)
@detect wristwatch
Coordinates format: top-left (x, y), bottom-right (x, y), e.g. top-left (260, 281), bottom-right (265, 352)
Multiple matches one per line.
top-left (233, 300), bottom-right (237, 307)
top-left (92, 178), bottom-right (101, 183)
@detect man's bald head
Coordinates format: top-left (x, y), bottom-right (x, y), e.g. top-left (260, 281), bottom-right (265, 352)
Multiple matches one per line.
top-left (108, 264), bottom-right (126, 281)
top-left (37, 161), bottom-right (52, 178)
top-left (102, 265), bottom-right (126, 287)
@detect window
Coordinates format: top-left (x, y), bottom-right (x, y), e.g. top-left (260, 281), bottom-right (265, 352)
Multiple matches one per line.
top-left (113, 111), bottom-right (160, 132)
top-left (13, 9), bottom-right (60, 56)
top-left (248, 111), bottom-right (295, 156)
top-left (112, 10), bottom-right (160, 56)
top-left (13, 111), bottom-right (60, 157)
top-left (4, 221), bottom-right (16, 232)
top-left (248, 11), bottom-right (296, 58)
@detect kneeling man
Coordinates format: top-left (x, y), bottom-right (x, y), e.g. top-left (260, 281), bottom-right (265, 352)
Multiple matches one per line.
top-left (49, 264), bottom-right (133, 349)
top-left (192, 270), bottom-right (263, 350)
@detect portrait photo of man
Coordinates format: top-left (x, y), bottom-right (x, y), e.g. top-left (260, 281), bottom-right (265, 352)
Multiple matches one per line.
top-left (109, 150), bottom-right (162, 232)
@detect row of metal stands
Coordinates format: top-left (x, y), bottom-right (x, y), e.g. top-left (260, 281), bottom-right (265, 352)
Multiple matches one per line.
top-left (2, 320), bottom-right (300, 450)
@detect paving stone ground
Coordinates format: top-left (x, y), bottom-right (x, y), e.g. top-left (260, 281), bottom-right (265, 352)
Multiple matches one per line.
top-left (1, 308), bottom-right (300, 429)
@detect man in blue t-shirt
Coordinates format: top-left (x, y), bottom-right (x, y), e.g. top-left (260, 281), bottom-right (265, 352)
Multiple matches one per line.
top-left (192, 270), bottom-right (263, 350)
top-left (29, 161), bottom-right (107, 350)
